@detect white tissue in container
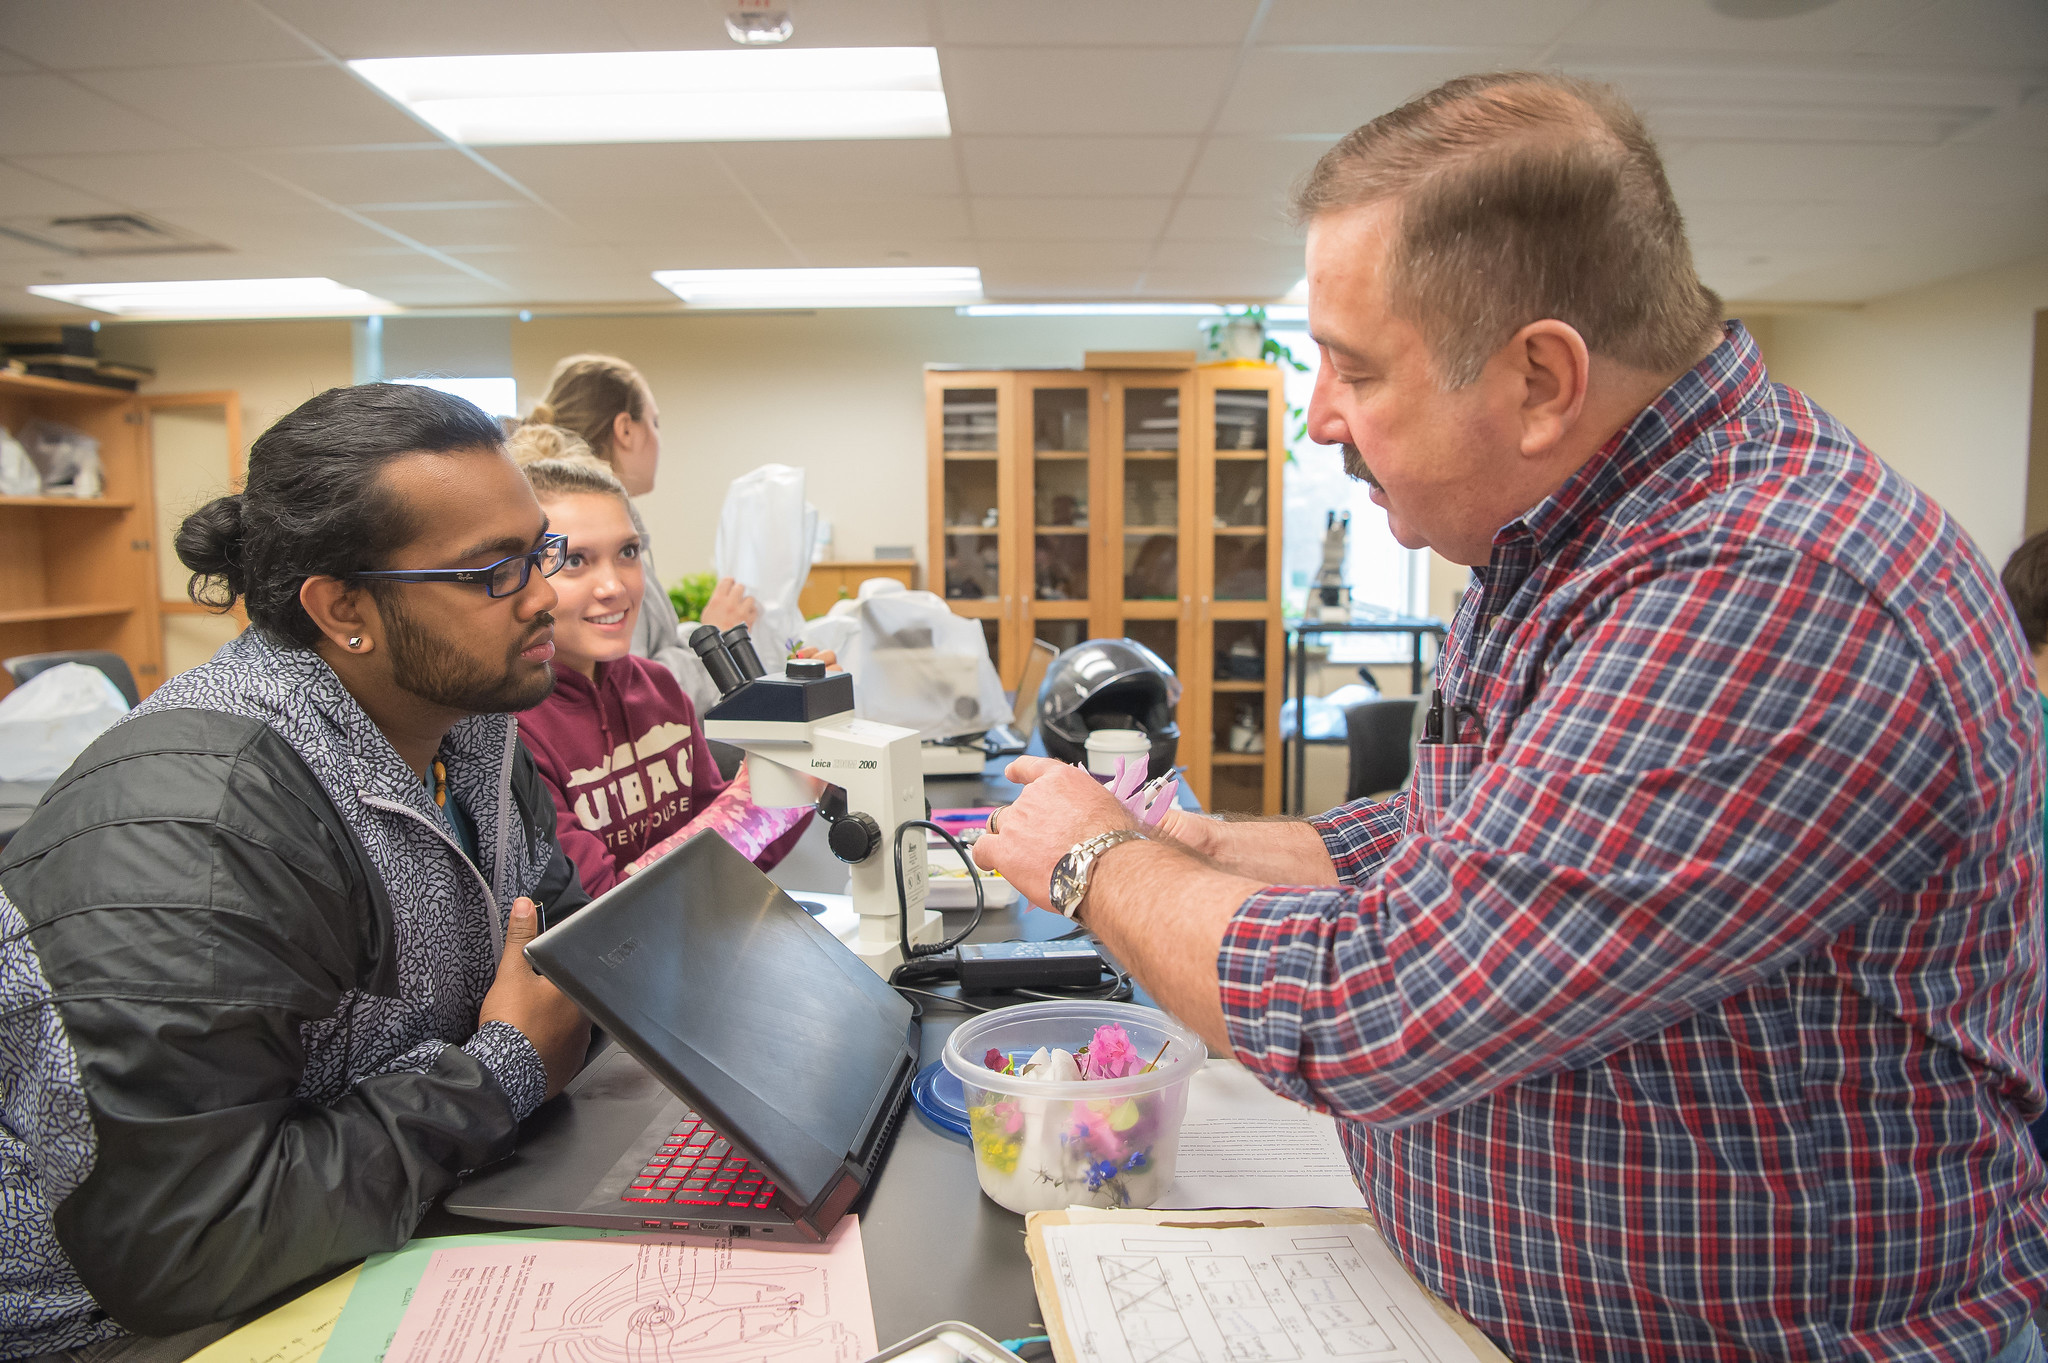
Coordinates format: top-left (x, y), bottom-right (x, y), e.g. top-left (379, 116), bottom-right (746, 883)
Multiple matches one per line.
top-left (941, 1000), bottom-right (1204, 1213)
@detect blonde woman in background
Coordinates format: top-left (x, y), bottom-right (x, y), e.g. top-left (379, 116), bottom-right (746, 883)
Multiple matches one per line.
top-left (521, 354), bottom-right (756, 713)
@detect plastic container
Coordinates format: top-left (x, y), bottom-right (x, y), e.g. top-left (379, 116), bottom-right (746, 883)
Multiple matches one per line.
top-left (941, 1000), bottom-right (1205, 1213)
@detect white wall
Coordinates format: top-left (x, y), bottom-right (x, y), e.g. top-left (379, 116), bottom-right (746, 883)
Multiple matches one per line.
top-left (509, 309), bottom-right (1210, 589)
top-left (1752, 253), bottom-right (2048, 567)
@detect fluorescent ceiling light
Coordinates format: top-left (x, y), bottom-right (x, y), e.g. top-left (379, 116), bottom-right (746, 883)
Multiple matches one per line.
top-left (957, 303), bottom-right (1228, 317)
top-left (350, 48), bottom-right (949, 144)
top-left (26, 277), bottom-right (397, 318)
top-left (654, 267), bottom-right (981, 308)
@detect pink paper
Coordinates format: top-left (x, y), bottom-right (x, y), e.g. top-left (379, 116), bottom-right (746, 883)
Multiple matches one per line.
top-left (385, 1219), bottom-right (875, 1363)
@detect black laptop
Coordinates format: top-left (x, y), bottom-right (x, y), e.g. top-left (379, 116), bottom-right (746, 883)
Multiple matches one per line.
top-left (446, 831), bottom-right (919, 1241)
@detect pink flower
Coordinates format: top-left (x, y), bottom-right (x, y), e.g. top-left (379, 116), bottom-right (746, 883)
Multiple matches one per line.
top-left (983, 1048), bottom-right (1012, 1075)
top-left (1081, 1024), bottom-right (1145, 1080)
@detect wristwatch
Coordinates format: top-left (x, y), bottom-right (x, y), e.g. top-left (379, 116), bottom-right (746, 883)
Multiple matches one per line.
top-left (1049, 829), bottom-right (1146, 919)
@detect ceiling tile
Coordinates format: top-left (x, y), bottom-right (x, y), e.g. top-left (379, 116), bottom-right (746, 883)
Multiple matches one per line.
top-left (585, 198), bottom-right (783, 245)
top-left (1136, 267), bottom-right (1301, 300)
top-left (794, 239), bottom-right (981, 268)
top-left (474, 143), bottom-right (737, 205)
top-left (1183, 137), bottom-right (1333, 196)
top-left (1258, 0), bottom-right (1588, 48)
top-left (978, 241), bottom-right (1150, 278)
top-left (1864, 141), bottom-right (2048, 206)
top-left (1660, 140), bottom-right (1919, 204)
top-left (72, 63), bottom-right (428, 148)
top-left (962, 137), bottom-right (1199, 195)
top-left (761, 197), bottom-right (973, 242)
top-left (1557, 0), bottom-right (1932, 59)
top-left (0, 159), bottom-right (124, 215)
top-left (970, 197), bottom-right (1173, 241)
top-left (937, 0), bottom-right (1259, 46)
top-left (1739, 207), bottom-right (2048, 300)
top-left (254, 0), bottom-right (635, 59)
top-left (0, 51), bottom-right (36, 74)
top-left (1145, 239), bottom-right (1302, 275)
top-left (0, 0), bottom-right (312, 69)
top-left (1954, 90), bottom-right (2048, 149)
top-left (943, 46), bottom-right (1240, 136)
top-left (1163, 196), bottom-right (1299, 242)
top-left (10, 150), bottom-right (312, 210)
top-left (977, 268), bottom-right (1148, 299)
top-left (166, 206), bottom-right (420, 253)
top-left (1215, 48), bottom-right (1535, 135)
top-left (0, 73), bottom-right (198, 155)
top-left (246, 146), bottom-right (519, 207)
top-left (1841, 0), bottom-right (2048, 65)
top-left (361, 204), bottom-right (601, 249)
top-left (719, 140), bottom-right (964, 199)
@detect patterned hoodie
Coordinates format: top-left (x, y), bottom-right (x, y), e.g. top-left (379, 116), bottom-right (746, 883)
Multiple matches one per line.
top-left (0, 629), bottom-right (586, 1355)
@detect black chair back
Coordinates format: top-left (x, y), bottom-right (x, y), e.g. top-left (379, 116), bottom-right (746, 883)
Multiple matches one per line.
top-left (1344, 697), bottom-right (1418, 801)
top-left (3, 650), bottom-right (141, 708)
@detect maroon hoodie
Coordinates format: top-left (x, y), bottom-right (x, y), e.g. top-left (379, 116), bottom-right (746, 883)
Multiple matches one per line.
top-left (520, 654), bottom-right (809, 896)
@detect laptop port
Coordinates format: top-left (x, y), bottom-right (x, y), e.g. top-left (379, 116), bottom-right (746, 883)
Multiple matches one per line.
top-left (668, 1221), bottom-right (690, 1229)
top-left (640, 1220), bottom-right (663, 1228)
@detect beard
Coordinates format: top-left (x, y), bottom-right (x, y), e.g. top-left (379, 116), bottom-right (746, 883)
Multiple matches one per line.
top-left (1340, 443), bottom-right (1383, 492)
top-left (382, 594), bottom-right (557, 714)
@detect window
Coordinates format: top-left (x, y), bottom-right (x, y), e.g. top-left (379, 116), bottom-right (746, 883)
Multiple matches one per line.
top-left (394, 375), bottom-right (519, 420)
top-left (1273, 330), bottom-right (1428, 625)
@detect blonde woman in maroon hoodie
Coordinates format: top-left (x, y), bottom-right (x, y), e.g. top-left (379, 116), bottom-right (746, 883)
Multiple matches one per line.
top-left (512, 447), bottom-right (819, 894)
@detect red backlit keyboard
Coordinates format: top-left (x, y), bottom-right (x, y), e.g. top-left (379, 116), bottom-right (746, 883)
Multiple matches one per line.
top-left (621, 1113), bottom-right (778, 1211)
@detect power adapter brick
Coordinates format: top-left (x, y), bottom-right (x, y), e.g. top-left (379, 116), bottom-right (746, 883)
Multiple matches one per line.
top-left (955, 940), bottom-right (1107, 993)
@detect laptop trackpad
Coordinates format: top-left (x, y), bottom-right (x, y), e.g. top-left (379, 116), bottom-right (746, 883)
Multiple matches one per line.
top-left (576, 1090), bottom-right (692, 1212)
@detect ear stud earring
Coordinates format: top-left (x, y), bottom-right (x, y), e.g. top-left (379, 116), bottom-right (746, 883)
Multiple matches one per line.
top-left (347, 636), bottom-right (364, 650)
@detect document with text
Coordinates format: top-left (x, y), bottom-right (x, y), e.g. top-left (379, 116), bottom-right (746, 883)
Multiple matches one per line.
top-left (1154, 1062), bottom-right (1366, 1210)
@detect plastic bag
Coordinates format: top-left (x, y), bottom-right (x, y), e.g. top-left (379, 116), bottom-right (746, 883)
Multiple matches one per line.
top-left (0, 663), bottom-right (130, 782)
top-left (16, 418), bottom-right (103, 497)
top-left (799, 582), bottom-right (1010, 740)
top-left (0, 426), bottom-right (39, 497)
top-left (712, 464), bottom-right (816, 658)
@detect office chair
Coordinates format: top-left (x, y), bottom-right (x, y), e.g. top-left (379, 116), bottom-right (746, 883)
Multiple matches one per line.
top-left (1344, 697), bottom-right (1418, 801)
top-left (3, 650), bottom-right (141, 708)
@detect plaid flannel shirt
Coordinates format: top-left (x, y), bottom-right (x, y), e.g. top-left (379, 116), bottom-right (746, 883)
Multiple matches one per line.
top-left (1221, 324), bottom-right (2048, 1362)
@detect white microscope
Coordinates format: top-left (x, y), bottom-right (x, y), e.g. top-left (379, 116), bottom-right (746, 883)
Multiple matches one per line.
top-left (691, 623), bottom-right (946, 976)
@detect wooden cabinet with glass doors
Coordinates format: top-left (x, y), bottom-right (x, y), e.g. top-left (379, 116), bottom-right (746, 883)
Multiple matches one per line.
top-left (0, 371), bottom-right (242, 701)
top-left (926, 363), bottom-right (1285, 813)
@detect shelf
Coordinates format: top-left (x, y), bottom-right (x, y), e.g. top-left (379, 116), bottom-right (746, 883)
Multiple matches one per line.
top-left (1213, 526), bottom-right (1267, 535)
top-left (1212, 451), bottom-right (1270, 461)
top-left (1033, 525), bottom-right (1088, 535)
top-left (1211, 680), bottom-right (1266, 691)
top-left (1123, 525), bottom-right (1177, 535)
top-left (0, 371), bottom-right (134, 402)
top-left (1032, 450), bottom-right (1089, 460)
top-left (0, 602), bottom-right (132, 625)
top-left (943, 525), bottom-right (1001, 534)
top-left (1122, 450), bottom-right (1180, 460)
top-left (1210, 752), bottom-right (1266, 766)
top-left (941, 451), bottom-right (1001, 461)
top-left (0, 495), bottom-right (135, 509)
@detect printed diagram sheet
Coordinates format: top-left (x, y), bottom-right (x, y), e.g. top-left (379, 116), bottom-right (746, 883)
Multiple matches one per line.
top-left (383, 1219), bottom-right (876, 1363)
top-left (1042, 1223), bottom-right (1483, 1363)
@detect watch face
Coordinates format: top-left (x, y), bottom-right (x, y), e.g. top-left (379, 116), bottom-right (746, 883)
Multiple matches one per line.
top-left (1050, 852), bottom-right (1086, 916)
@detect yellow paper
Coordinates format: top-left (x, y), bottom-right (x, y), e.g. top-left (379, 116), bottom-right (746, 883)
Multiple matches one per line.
top-left (186, 1266), bottom-right (359, 1363)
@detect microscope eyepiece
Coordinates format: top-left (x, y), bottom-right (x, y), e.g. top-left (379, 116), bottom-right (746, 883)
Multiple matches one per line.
top-left (688, 623), bottom-right (745, 696)
top-left (721, 623), bottom-right (767, 681)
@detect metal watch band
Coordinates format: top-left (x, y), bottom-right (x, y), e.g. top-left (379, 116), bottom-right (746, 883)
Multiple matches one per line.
top-left (1056, 828), bottom-right (1147, 918)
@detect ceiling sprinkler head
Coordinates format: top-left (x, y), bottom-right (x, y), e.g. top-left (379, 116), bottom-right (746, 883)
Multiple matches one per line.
top-left (726, 7), bottom-right (794, 44)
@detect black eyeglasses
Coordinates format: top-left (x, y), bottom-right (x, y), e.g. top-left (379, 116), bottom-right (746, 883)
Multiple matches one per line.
top-left (354, 534), bottom-right (568, 599)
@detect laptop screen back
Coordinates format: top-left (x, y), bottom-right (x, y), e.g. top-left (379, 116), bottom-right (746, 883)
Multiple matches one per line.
top-left (526, 832), bottom-right (915, 1209)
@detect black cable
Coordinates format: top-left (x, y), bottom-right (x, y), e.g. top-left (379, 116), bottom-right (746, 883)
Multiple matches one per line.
top-left (890, 985), bottom-right (990, 1014)
top-left (895, 819), bottom-right (983, 961)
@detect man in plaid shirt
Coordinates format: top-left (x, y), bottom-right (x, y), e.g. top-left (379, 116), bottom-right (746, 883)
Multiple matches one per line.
top-left (976, 72), bottom-right (2048, 1362)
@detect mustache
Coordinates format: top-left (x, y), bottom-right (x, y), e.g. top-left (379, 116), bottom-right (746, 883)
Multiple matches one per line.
top-left (521, 612), bottom-right (555, 648)
top-left (1340, 444), bottom-right (1382, 491)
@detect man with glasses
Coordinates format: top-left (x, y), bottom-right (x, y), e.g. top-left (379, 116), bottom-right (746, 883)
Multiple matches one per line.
top-left (0, 384), bottom-right (594, 1361)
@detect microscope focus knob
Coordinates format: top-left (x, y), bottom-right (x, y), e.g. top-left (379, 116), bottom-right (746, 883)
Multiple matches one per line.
top-left (828, 812), bottom-right (882, 864)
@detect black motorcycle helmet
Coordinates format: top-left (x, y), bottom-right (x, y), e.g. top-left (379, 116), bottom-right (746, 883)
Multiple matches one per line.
top-left (1037, 638), bottom-right (1182, 779)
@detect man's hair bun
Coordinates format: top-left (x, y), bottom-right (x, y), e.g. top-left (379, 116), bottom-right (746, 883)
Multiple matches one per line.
top-left (175, 493), bottom-right (248, 609)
